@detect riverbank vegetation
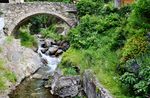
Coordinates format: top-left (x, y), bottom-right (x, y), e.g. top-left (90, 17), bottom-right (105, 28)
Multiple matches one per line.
top-left (59, 0), bottom-right (150, 98)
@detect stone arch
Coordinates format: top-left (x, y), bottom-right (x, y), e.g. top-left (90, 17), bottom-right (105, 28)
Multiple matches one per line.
top-left (0, 2), bottom-right (77, 35)
top-left (8, 11), bottom-right (75, 35)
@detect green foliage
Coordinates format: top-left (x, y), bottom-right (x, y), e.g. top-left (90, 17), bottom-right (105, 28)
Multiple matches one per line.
top-left (121, 34), bottom-right (149, 62)
top-left (17, 27), bottom-right (37, 48)
top-left (128, 0), bottom-right (150, 29)
top-left (120, 72), bottom-right (137, 86)
top-left (120, 54), bottom-right (150, 97)
top-left (0, 77), bottom-right (6, 90)
top-left (0, 59), bottom-right (17, 90)
top-left (40, 25), bottom-right (63, 40)
top-left (62, 67), bottom-right (78, 76)
top-left (4, 71), bottom-right (17, 83)
top-left (5, 36), bottom-right (13, 44)
top-left (68, 13), bottom-right (122, 49)
top-left (29, 15), bottom-right (58, 34)
top-left (76, 0), bottom-right (102, 17)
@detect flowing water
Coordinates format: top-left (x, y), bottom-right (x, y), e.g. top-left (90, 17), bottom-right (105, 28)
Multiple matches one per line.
top-left (9, 78), bottom-right (58, 98)
top-left (9, 38), bottom-right (62, 98)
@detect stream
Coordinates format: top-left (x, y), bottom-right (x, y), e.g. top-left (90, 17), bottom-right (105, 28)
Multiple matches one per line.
top-left (9, 78), bottom-right (58, 98)
top-left (9, 35), bottom-right (68, 98)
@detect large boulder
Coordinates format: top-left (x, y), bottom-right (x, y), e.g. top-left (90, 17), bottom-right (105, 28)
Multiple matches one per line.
top-left (50, 72), bottom-right (80, 97)
top-left (46, 46), bottom-right (58, 56)
top-left (0, 37), bottom-right (42, 97)
top-left (83, 70), bottom-right (112, 98)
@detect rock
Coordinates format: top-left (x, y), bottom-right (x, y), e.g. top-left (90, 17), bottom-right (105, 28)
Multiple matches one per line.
top-left (55, 49), bottom-right (63, 57)
top-left (0, 38), bottom-right (42, 97)
top-left (45, 39), bottom-right (55, 47)
top-left (32, 73), bottom-right (43, 79)
top-left (46, 46), bottom-right (58, 56)
top-left (50, 73), bottom-right (80, 97)
top-left (59, 41), bottom-right (70, 51)
top-left (41, 48), bottom-right (48, 54)
top-left (56, 27), bottom-right (64, 34)
top-left (41, 43), bottom-right (47, 48)
top-left (83, 70), bottom-right (112, 98)
top-left (41, 58), bottom-right (48, 65)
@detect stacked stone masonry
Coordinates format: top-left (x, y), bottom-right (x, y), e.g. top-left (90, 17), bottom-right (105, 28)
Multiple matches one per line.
top-left (0, 2), bottom-right (77, 35)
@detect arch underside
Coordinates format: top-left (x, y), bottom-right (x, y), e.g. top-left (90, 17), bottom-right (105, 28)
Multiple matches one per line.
top-left (5, 11), bottom-right (77, 35)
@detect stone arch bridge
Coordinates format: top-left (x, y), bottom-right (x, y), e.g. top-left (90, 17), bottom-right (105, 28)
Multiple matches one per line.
top-left (0, 2), bottom-right (77, 35)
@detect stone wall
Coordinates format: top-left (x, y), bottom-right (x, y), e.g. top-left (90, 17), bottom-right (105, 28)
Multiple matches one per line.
top-left (83, 70), bottom-right (113, 98)
top-left (0, 2), bottom-right (77, 35)
top-left (9, 0), bottom-right (24, 3)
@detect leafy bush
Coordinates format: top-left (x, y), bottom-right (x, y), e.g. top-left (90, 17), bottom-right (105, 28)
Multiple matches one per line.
top-left (128, 0), bottom-right (150, 29)
top-left (29, 15), bottom-right (58, 34)
top-left (77, 0), bottom-right (101, 17)
top-left (68, 13), bottom-right (122, 49)
top-left (17, 27), bottom-right (37, 48)
top-left (40, 25), bottom-right (63, 40)
top-left (121, 34), bottom-right (149, 62)
top-left (120, 54), bottom-right (150, 97)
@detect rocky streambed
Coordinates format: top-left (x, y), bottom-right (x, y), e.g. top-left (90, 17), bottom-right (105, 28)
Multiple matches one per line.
top-left (8, 34), bottom-right (112, 98)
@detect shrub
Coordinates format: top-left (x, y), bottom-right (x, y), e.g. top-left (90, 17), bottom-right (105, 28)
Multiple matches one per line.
top-left (128, 0), bottom-right (150, 29)
top-left (68, 13), bottom-right (121, 49)
top-left (77, 0), bottom-right (100, 17)
top-left (120, 53), bottom-right (150, 97)
top-left (17, 27), bottom-right (37, 48)
top-left (121, 34), bottom-right (149, 62)
top-left (40, 25), bottom-right (63, 40)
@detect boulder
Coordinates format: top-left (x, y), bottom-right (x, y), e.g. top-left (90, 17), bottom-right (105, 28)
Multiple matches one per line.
top-left (83, 70), bottom-right (112, 98)
top-left (55, 49), bottom-right (63, 57)
top-left (59, 41), bottom-right (70, 51)
top-left (0, 38), bottom-right (42, 97)
top-left (45, 39), bottom-right (55, 47)
top-left (46, 46), bottom-right (58, 56)
top-left (50, 73), bottom-right (80, 97)
top-left (41, 48), bottom-right (48, 54)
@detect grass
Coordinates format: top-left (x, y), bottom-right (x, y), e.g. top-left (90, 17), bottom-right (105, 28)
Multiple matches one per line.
top-left (17, 27), bottom-right (38, 48)
top-left (5, 36), bottom-right (13, 44)
top-left (59, 47), bottom-right (133, 98)
top-left (0, 59), bottom-right (17, 90)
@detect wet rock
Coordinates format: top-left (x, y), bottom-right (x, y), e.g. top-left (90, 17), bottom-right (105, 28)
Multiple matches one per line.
top-left (50, 73), bottom-right (80, 97)
top-left (41, 48), bottom-right (48, 54)
top-left (41, 58), bottom-right (48, 65)
top-left (55, 49), bottom-right (63, 57)
top-left (59, 41), bottom-right (70, 51)
top-left (46, 47), bottom-right (58, 56)
top-left (45, 39), bottom-right (55, 47)
top-left (41, 43), bottom-right (47, 48)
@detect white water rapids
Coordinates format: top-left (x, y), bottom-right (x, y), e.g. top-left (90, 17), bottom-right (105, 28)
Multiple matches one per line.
top-left (37, 41), bottom-right (61, 74)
